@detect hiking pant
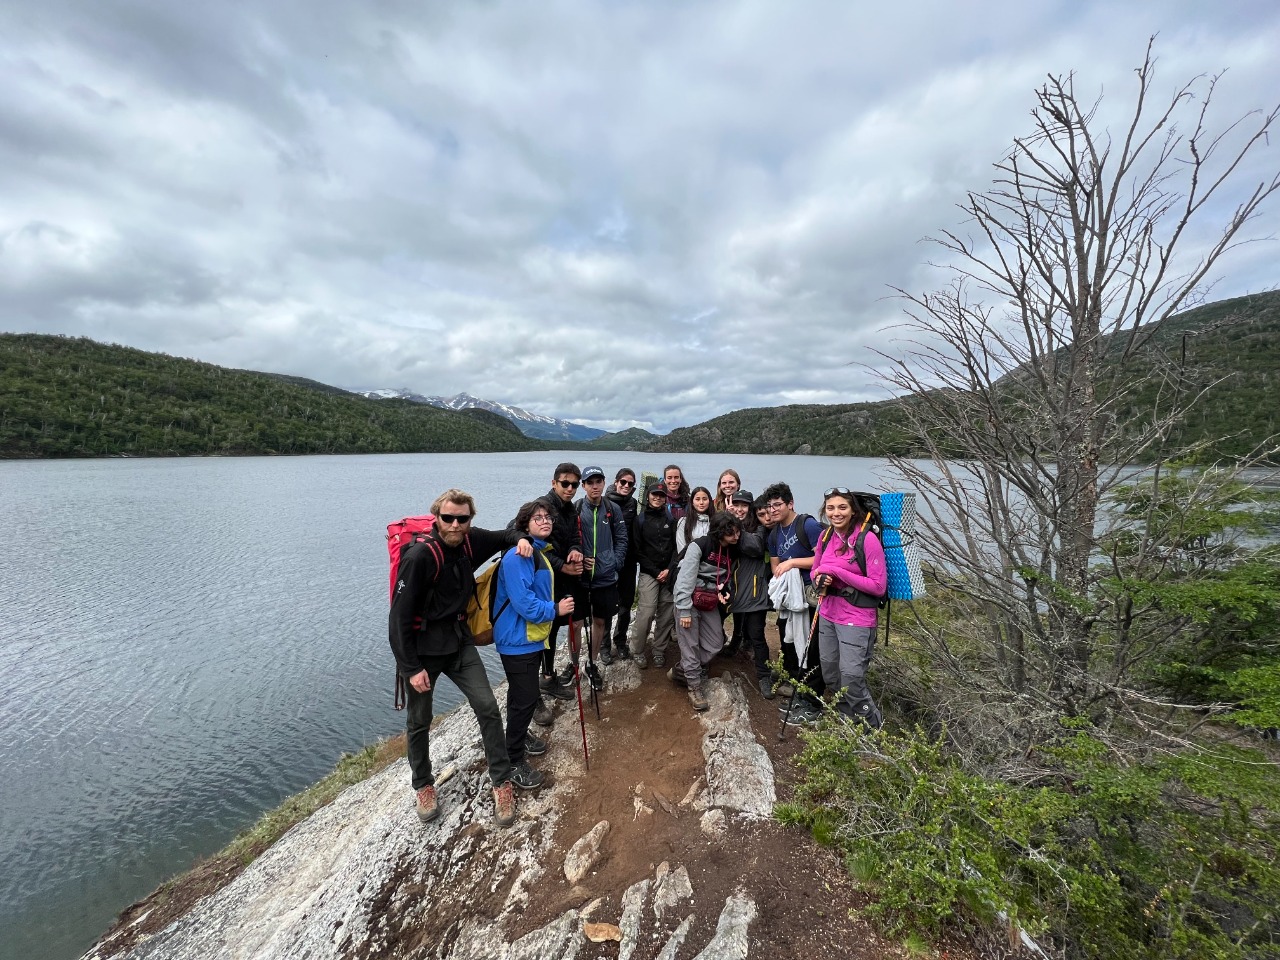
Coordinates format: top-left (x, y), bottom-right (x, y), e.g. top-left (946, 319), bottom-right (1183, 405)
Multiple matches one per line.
top-left (817, 618), bottom-right (882, 728)
top-left (631, 573), bottom-right (674, 660)
top-left (675, 606), bottom-right (724, 690)
top-left (781, 606), bottom-right (825, 705)
top-left (404, 644), bottom-right (513, 789)
top-left (610, 561), bottom-right (638, 649)
top-left (732, 609), bottom-right (769, 679)
top-left (500, 650), bottom-right (543, 766)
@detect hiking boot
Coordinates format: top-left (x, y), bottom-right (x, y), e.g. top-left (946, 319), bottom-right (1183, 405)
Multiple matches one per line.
top-left (652, 653), bottom-right (665, 669)
top-left (415, 785), bottom-right (439, 823)
top-left (556, 663), bottom-right (578, 685)
top-left (784, 702), bottom-right (821, 726)
top-left (688, 685), bottom-right (709, 712)
top-left (525, 733), bottom-right (548, 756)
top-left (634, 651), bottom-right (649, 670)
top-left (599, 646), bottom-right (615, 665)
top-left (759, 677), bottom-right (776, 700)
top-left (493, 781), bottom-right (517, 826)
top-left (510, 762), bottom-right (545, 791)
top-left (615, 644), bottom-right (633, 661)
top-left (532, 699), bottom-right (555, 726)
top-left (541, 677), bottom-right (574, 701)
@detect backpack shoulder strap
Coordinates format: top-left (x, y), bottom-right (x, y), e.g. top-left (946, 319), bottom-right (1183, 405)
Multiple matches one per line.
top-left (794, 514), bottom-right (813, 553)
top-left (489, 549), bottom-right (511, 621)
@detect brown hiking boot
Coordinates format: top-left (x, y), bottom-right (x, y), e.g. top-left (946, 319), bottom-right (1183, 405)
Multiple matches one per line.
top-left (415, 785), bottom-right (439, 823)
top-left (688, 685), bottom-right (709, 712)
top-left (493, 781), bottom-right (516, 827)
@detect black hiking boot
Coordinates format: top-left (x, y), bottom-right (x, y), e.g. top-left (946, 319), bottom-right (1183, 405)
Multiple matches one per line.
top-left (510, 761), bottom-right (545, 791)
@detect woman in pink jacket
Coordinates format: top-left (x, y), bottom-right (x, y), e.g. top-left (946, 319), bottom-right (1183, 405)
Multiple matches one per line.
top-left (810, 488), bottom-right (887, 728)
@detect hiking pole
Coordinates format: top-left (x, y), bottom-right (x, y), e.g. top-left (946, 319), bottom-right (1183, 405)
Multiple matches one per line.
top-left (778, 586), bottom-right (827, 742)
top-left (583, 601), bottom-right (602, 720)
top-left (566, 615), bottom-right (590, 770)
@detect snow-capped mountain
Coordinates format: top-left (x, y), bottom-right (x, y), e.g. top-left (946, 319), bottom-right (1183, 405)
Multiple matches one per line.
top-left (355, 389), bottom-right (605, 443)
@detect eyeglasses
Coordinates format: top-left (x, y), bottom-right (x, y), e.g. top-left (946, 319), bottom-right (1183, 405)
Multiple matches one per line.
top-left (530, 514), bottom-right (553, 524)
top-left (437, 513), bottom-right (472, 525)
top-left (616, 478), bottom-right (635, 487)
top-left (824, 486), bottom-right (852, 498)
top-left (767, 501), bottom-right (785, 510)
top-left (557, 480), bottom-right (580, 489)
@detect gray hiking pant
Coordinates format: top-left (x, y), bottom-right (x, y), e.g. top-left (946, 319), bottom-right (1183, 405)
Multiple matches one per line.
top-left (631, 572), bottom-right (674, 659)
top-left (675, 606), bottom-right (724, 689)
top-left (404, 644), bottom-right (513, 789)
top-left (817, 618), bottom-right (882, 728)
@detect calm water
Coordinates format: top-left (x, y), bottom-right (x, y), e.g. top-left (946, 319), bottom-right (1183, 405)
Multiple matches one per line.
top-left (0, 451), bottom-right (892, 960)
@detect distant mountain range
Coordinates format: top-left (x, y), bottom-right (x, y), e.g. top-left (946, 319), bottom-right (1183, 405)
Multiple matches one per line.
top-left (356, 389), bottom-right (605, 443)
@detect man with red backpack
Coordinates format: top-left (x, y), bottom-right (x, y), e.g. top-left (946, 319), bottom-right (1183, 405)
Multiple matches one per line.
top-left (389, 488), bottom-right (533, 827)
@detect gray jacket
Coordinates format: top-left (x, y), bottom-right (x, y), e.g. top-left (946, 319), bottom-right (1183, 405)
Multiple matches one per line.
top-left (576, 495), bottom-right (629, 588)
top-left (674, 535), bottom-right (733, 616)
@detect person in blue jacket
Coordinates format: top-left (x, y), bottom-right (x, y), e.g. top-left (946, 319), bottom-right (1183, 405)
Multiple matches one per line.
top-left (494, 498), bottom-right (574, 791)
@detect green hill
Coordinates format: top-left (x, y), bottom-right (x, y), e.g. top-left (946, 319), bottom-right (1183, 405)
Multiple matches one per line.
top-left (0, 334), bottom-right (543, 458)
top-left (1106, 291), bottom-right (1280, 459)
top-left (648, 291), bottom-right (1279, 460)
top-left (647, 400), bottom-right (917, 457)
top-left (589, 426), bottom-right (660, 451)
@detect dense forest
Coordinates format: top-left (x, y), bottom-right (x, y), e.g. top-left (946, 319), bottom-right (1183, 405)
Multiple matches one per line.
top-left (0, 335), bottom-right (542, 457)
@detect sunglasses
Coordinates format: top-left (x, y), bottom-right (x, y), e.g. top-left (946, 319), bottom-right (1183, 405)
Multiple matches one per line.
top-left (823, 487), bottom-right (853, 498)
top-left (616, 478), bottom-right (635, 487)
top-left (437, 513), bottom-right (472, 525)
top-left (557, 480), bottom-right (580, 489)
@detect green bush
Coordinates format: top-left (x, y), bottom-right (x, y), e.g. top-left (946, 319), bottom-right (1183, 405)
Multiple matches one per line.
top-left (779, 722), bottom-right (1280, 959)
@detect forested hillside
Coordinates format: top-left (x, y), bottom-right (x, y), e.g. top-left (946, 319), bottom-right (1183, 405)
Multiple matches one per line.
top-left (648, 400), bottom-right (917, 457)
top-left (1111, 291), bottom-right (1280, 459)
top-left (0, 335), bottom-right (542, 458)
top-left (647, 291), bottom-right (1279, 460)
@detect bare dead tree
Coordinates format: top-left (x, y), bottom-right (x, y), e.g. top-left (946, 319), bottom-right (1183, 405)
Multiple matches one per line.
top-left (878, 41), bottom-right (1280, 752)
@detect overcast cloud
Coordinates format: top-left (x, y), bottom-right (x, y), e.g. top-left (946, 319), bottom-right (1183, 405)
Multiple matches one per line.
top-left (2, 1), bottom-right (1278, 432)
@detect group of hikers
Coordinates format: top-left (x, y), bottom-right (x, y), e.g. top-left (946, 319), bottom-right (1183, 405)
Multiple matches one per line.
top-left (387, 462), bottom-right (888, 827)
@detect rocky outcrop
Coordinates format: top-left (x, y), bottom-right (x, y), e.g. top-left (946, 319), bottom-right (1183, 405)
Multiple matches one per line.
top-left (84, 669), bottom-right (776, 960)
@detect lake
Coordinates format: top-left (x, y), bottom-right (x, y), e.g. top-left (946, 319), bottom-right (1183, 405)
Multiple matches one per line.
top-left (0, 451), bottom-right (895, 960)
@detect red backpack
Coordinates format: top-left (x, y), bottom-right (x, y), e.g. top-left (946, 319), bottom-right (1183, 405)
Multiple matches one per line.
top-left (387, 515), bottom-right (438, 602)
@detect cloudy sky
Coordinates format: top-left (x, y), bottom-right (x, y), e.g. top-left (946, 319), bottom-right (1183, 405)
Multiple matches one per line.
top-left (3, 1), bottom-right (1278, 432)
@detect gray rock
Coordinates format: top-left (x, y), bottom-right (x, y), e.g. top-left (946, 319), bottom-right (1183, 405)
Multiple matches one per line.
top-left (617, 878), bottom-right (650, 960)
top-left (655, 915), bottom-right (695, 960)
top-left (691, 893), bottom-right (757, 960)
top-left (699, 677), bottom-right (776, 817)
top-left (652, 864), bottom-right (693, 919)
top-left (82, 695), bottom-right (570, 960)
top-left (563, 820), bottom-right (610, 884)
top-left (700, 808), bottom-right (727, 836)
